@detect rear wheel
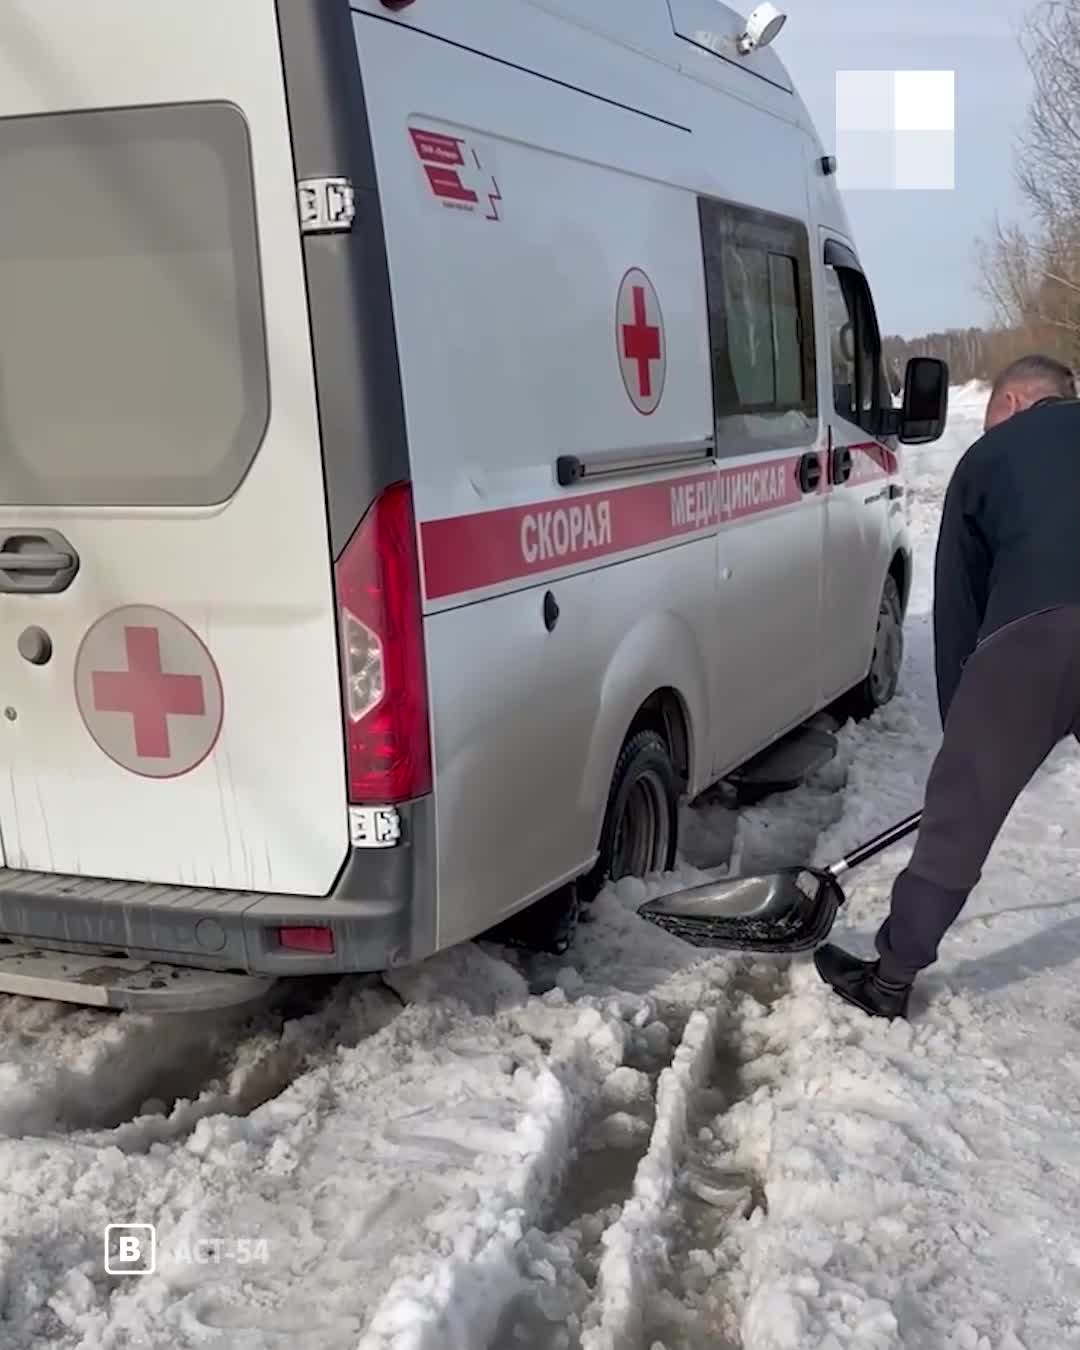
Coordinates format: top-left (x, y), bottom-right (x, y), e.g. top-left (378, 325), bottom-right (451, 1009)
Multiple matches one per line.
top-left (580, 730), bottom-right (679, 903)
top-left (484, 879), bottom-right (582, 957)
top-left (842, 573), bottom-right (904, 720)
top-left (484, 729), bottom-right (679, 954)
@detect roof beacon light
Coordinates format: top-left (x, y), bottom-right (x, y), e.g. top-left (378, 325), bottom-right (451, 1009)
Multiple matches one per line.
top-left (736, 3), bottom-right (787, 55)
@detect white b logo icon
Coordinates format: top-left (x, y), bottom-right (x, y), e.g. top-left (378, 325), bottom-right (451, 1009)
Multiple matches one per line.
top-left (104, 1224), bottom-right (156, 1275)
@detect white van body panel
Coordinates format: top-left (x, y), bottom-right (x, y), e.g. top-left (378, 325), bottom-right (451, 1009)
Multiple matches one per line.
top-left (352, 2), bottom-right (880, 945)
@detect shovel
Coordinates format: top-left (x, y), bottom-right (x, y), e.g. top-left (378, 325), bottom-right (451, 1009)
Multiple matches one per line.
top-left (637, 811), bottom-right (922, 953)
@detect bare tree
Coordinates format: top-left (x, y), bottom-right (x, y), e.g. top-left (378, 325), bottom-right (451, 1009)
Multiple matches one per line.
top-left (1017, 1), bottom-right (1080, 228)
top-left (883, 3), bottom-right (1080, 381)
top-left (971, 1), bottom-right (1080, 368)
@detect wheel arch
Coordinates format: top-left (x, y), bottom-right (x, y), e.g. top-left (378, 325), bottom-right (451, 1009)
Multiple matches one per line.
top-left (627, 687), bottom-right (692, 791)
top-left (887, 547), bottom-right (911, 615)
top-left (582, 610), bottom-right (709, 854)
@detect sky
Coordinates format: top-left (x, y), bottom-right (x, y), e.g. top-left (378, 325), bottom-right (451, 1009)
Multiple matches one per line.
top-left (773, 0), bottom-right (1038, 338)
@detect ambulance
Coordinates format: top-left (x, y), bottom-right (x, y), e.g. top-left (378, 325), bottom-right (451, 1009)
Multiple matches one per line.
top-left (0, 0), bottom-right (948, 1010)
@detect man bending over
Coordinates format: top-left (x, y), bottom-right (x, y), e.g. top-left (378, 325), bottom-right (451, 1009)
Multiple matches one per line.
top-left (815, 354), bottom-right (1080, 1019)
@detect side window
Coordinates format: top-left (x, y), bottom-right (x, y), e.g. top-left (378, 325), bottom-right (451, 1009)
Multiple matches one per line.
top-left (823, 262), bottom-right (885, 431)
top-left (699, 196), bottom-right (818, 456)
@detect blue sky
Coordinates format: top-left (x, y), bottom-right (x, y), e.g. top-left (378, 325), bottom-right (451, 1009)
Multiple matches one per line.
top-left (773, 0), bottom-right (1036, 337)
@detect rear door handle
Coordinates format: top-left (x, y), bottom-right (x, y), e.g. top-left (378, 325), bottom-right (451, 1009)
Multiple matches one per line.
top-left (797, 451), bottom-right (822, 494)
top-left (0, 530), bottom-right (79, 594)
top-left (831, 446), bottom-right (853, 484)
top-left (0, 551), bottom-right (73, 571)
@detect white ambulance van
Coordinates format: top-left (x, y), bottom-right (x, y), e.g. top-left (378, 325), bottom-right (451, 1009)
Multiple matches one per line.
top-left (0, 0), bottom-right (948, 1009)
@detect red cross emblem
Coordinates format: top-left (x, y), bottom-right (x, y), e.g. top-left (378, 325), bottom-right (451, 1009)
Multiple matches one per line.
top-left (75, 606), bottom-right (224, 779)
top-left (616, 268), bottom-right (666, 414)
top-left (92, 627), bottom-right (206, 759)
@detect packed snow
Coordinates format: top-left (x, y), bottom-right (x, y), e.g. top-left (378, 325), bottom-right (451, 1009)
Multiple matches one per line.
top-left (4, 381), bottom-right (1080, 1350)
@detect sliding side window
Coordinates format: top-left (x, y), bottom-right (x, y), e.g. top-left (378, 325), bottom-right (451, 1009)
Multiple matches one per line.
top-left (698, 196), bottom-right (818, 456)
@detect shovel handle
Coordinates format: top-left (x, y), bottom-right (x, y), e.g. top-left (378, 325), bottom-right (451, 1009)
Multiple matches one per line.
top-left (828, 811), bottom-right (922, 877)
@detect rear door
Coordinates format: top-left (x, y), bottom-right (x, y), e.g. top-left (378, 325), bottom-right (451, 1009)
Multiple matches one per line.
top-left (0, 0), bottom-right (348, 894)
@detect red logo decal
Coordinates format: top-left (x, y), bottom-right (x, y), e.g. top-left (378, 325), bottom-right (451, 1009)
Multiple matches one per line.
top-left (410, 126), bottom-right (502, 222)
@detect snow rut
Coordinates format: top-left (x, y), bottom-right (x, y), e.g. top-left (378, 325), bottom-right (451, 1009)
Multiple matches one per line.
top-left (436, 737), bottom-right (860, 1350)
top-left (483, 998), bottom-right (690, 1350)
top-left (0, 975), bottom-right (398, 1141)
top-left (471, 963), bottom-right (789, 1350)
top-left (641, 966), bottom-right (788, 1350)
top-left (580, 1004), bottom-right (722, 1350)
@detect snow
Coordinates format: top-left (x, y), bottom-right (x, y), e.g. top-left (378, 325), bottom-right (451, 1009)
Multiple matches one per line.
top-left (6, 379), bottom-right (1080, 1348)
top-left (582, 1007), bottom-right (719, 1350)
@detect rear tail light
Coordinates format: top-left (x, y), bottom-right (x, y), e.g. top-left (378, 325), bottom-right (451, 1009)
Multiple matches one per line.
top-left (333, 482), bottom-right (432, 804)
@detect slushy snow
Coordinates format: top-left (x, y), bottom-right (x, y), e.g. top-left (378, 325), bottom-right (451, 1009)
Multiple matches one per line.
top-left (3, 381), bottom-right (1079, 1349)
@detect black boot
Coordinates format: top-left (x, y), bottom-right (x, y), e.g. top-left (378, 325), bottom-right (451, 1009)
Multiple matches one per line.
top-left (813, 943), bottom-right (912, 1020)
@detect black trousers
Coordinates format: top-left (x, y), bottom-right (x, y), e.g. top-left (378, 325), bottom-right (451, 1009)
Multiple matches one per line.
top-left (875, 604), bottom-right (1080, 982)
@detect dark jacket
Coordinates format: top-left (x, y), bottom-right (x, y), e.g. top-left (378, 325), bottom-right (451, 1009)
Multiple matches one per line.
top-left (933, 396), bottom-right (1080, 722)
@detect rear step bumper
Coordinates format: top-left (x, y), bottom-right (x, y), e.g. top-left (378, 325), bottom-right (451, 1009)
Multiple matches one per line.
top-left (0, 869), bottom-right (404, 975)
top-left (0, 801), bottom-right (437, 977)
top-left (0, 945), bottom-right (274, 1013)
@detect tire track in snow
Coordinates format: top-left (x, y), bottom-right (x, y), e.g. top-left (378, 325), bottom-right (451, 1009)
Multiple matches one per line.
top-left (580, 1003), bottom-right (723, 1350)
top-left (470, 730), bottom-right (867, 1350)
top-left (555, 962), bottom-right (784, 1350)
top-left (558, 709), bottom-right (876, 1349)
top-left (0, 975), bottom-right (396, 1140)
top-left (85, 976), bottom-right (404, 1152)
top-left (0, 948), bottom-right (568, 1350)
top-left (483, 996), bottom-right (687, 1350)
top-left (641, 966), bottom-right (789, 1350)
top-left (471, 963), bottom-right (787, 1350)
top-left (353, 994), bottom-right (634, 1350)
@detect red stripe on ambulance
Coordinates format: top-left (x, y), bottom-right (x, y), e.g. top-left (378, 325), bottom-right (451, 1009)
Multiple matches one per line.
top-left (521, 499), bottom-right (613, 564)
top-left (421, 454), bottom-right (806, 600)
top-left (671, 459), bottom-right (801, 531)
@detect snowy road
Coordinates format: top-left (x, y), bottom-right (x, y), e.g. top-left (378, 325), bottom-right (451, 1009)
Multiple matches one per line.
top-left (6, 383), bottom-right (1080, 1350)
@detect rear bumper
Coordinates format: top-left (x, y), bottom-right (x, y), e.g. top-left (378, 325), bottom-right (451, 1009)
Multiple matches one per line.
top-left (0, 798), bottom-right (438, 977)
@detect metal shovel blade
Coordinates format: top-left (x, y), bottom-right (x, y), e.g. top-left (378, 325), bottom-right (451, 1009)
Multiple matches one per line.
top-left (637, 866), bottom-right (845, 953)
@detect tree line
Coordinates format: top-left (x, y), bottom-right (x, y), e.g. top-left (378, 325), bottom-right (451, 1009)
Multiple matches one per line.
top-left (880, 327), bottom-right (1046, 389)
top-left (883, 1), bottom-right (1080, 389)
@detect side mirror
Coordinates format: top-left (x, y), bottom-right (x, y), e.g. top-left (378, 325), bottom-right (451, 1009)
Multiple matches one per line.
top-left (898, 356), bottom-right (948, 444)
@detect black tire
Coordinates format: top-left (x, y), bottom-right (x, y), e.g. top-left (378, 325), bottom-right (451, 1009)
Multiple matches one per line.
top-left (841, 573), bottom-right (904, 720)
top-left (580, 730), bottom-right (680, 903)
